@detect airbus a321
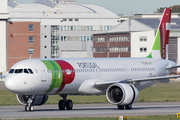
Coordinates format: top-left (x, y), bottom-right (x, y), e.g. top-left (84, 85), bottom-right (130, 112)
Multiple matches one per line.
top-left (2, 8), bottom-right (180, 111)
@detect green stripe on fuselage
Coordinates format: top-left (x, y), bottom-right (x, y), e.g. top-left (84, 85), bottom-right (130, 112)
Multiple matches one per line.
top-left (41, 60), bottom-right (63, 94)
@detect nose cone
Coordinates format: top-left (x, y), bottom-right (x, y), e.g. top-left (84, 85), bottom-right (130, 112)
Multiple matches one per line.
top-left (5, 74), bottom-right (35, 95)
top-left (5, 75), bottom-right (18, 93)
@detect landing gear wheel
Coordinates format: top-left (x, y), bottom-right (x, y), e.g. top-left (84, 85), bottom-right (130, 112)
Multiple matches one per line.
top-left (125, 104), bottom-right (132, 110)
top-left (65, 99), bottom-right (73, 110)
top-left (25, 105), bottom-right (28, 111)
top-left (25, 105), bottom-right (34, 111)
top-left (117, 105), bottom-right (124, 110)
top-left (24, 95), bottom-right (35, 112)
top-left (29, 106), bottom-right (34, 111)
top-left (58, 100), bottom-right (66, 110)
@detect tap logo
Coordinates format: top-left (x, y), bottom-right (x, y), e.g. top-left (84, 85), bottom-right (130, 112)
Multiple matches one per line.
top-left (77, 62), bottom-right (99, 69)
top-left (140, 61), bottom-right (152, 65)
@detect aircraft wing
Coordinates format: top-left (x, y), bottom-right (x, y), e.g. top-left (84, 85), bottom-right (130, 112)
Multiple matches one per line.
top-left (94, 75), bottom-right (180, 89)
top-left (0, 75), bottom-right (6, 78)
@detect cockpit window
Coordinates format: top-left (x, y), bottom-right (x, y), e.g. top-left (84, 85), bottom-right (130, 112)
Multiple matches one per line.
top-left (24, 69), bottom-right (29, 74)
top-left (9, 69), bottom-right (14, 74)
top-left (28, 69), bottom-right (34, 74)
top-left (15, 69), bottom-right (23, 73)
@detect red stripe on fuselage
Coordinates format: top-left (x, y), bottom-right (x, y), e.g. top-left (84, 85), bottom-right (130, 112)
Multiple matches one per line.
top-left (55, 60), bottom-right (75, 93)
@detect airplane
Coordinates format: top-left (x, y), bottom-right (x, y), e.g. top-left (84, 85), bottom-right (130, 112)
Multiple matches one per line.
top-left (2, 8), bottom-right (180, 111)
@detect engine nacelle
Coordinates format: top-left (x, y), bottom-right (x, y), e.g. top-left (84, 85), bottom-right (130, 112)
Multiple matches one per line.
top-left (106, 83), bottom-right (139, 105)
top-left (16, 94), bottom-right (48, 106)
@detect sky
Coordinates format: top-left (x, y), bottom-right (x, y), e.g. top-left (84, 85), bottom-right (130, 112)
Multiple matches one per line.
top-left (14, 0), bottom-right (180, 15)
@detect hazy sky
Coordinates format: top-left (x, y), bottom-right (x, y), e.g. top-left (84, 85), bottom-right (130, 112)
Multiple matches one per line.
top-left (14, 0), bottom-right (180, 15)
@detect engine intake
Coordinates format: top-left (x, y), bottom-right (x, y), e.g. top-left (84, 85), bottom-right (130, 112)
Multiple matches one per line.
top-left (16, 94), bottom-right (48, 106)
top-left (106, 83), bottom-right (139, 105)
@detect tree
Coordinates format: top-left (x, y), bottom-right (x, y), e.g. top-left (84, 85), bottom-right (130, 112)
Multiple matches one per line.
top-left (156, 5), bottom-right (180, 13)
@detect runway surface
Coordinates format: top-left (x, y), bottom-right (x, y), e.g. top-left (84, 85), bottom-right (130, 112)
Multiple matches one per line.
top-left (1, 102), bottom-right (180, 119)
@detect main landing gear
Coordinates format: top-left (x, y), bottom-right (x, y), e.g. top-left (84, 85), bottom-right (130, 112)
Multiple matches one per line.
top-left (58, 94), bottom-right (73, 110)
top-left (25, 95), bottom-right (34, 112)
top-left (117, 104), bottom-right (132, 110)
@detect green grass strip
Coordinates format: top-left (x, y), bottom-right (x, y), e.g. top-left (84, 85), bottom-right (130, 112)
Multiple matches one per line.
top-left (1, 81), bottom-right (180, 105)
top-left (14, 114), bottom-right (177, 120)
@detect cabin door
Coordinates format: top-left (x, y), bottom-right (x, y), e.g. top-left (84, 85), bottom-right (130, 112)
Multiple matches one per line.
top-left (37, 63), bottom-right (47, 82)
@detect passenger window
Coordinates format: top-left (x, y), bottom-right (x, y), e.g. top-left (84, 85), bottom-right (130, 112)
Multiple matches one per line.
top-left (15, 69), bottom-right (23, 73)
top-left (28, 69), bottom-right (34, 74)
top-left (9, 69), bottom-right (14, 73)
top-left (24, 69), bottom-right (29, 74)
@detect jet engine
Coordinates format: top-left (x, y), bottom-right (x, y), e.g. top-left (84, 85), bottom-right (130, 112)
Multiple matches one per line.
top-left (106, 83), bottom-right (139, 105)
top-left (16, 94), bottom-right (48, 106)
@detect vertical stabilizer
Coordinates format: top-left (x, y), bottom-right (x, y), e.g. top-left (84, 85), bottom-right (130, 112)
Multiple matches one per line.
top-left (146, 8), bottom-right (171, 59)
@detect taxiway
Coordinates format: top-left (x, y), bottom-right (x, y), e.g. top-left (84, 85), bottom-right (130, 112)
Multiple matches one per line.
top-left (0, 102), bottom-right (180, 119)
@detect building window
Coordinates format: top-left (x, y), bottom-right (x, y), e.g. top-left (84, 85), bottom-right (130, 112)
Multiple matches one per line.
top-left (63, 18), bottom-right (67, 21)
top-left (29, 48), bottom-right (34, 55)
top-left (51, 25), bottom-right (59, 58)
top-left (29, 24), bottom-right (34, 31)
top-left (44, 25), bottom-right (47, 28)
top-left (61, 36), bottom-right (63, 41)
top-left (81, 36), bottom-right (84, 42)
top-left (73, 26), bottom-right (76, 31)
top-left (84, 36), bottom-right (87, 42)
top-left (44, 46), bottom-right (47, 48)
top-left (71, 26), bottom-right (73, 31)
top-left (69, 18), bottom-right (73, 21)
top-left (87, 36), bottom-right (90, 41)
top-left (144, 48), bottom-right (147, 52)
top-left (91, 46), bottom-right (93, 52)
top-left (44, 35), bottom-right (47, 38)
top-left (29, 36), bottom-right (34, 43)
top-left (140, 48), bottom-right (143, 52)
top-left (140, 47), bottom-right (147, 52)
top-left (140, 36), bottom-right (147, 41)
top-left (75, 18), bottom-right (79, 21)
top-left (61, 26), bottom-right (63, 31)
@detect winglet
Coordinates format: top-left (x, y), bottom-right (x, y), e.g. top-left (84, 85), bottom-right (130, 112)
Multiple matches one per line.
top-left (146, 8), bottom-right (171, 59)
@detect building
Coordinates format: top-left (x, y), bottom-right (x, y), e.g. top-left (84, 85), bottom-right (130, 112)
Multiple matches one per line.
top-left (0, 0), bottom-right (9, 75)
top-left (93, 19), bottom-right (155, 58)
top-left (93, 14), bottom-right (180, 66)
top-left (7, 22), bottom-right (40, 69)
top-left (93, 32), bottom-right (131, 58)
top-left (4, 0), bottom-right (120, 71)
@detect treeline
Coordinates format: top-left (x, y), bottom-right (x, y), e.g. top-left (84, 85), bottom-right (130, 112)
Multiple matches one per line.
top-left (156, 5), bottom-right (180, 13)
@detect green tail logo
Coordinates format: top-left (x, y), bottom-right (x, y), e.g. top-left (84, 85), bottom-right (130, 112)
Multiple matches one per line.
top-left (147, 8), bottom-right (171, 59)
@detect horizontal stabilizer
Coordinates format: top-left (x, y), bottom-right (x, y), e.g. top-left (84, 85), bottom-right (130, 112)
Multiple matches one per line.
top-left (166, 65), bottom-right (180, 69)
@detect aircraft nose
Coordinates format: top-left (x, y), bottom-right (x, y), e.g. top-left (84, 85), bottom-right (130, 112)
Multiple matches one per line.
top-left (5, 75), bottom-right (18, 93)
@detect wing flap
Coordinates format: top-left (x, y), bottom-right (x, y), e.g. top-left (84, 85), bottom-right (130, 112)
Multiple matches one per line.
top-left (129, 75), bottom-right (180, 82)
top-left (94, 75), bottom-right (180, 89)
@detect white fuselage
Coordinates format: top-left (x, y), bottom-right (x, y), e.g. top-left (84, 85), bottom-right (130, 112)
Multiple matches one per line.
top-left (5, 58), bottom-right (175, 95)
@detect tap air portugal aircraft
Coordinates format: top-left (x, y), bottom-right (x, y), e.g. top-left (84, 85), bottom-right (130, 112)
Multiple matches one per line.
top-left (2, 8), bottom-right (180, 111)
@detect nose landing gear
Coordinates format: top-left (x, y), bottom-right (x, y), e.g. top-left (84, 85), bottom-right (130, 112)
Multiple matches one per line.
top-left (58, 94), bottom-right (73, 110)
top-left (25, 95), bottom-right (34, 112)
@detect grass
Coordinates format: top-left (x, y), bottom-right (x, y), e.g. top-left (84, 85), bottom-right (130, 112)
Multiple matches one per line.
top-left (124, 114), bottom-right (177, 120)
top-left (1, 81), bottom-right (180, 105)
top-left (16, 115), bottom-right (177, 120)
top-left (137, 81), bottom-right (180, 102)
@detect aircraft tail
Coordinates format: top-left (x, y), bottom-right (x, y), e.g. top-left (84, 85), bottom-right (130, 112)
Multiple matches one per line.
top-left (146, 8), bottom-right (171, 59)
